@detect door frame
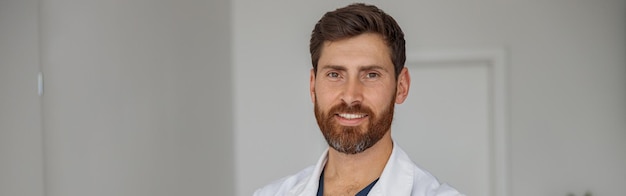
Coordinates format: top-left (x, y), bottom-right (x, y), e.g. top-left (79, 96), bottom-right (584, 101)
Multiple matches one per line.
top-left (406, 48), bottom-right (509, 196)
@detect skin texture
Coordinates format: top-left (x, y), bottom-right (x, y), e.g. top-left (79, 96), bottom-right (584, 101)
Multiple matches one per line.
top-left (310, 33), bottom-right (411, 195)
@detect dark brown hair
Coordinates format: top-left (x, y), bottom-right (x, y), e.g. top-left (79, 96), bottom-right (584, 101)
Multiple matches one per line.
top-left (310, 3), bottom-right (406, 79)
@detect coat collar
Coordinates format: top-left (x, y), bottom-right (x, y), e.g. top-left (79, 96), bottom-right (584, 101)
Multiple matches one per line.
top-left (289, 141), bottom-right (415, 195)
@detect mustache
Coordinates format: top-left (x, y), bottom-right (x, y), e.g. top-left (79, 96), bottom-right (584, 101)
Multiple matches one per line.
top-left (328, 102), bottom-right (374, 116)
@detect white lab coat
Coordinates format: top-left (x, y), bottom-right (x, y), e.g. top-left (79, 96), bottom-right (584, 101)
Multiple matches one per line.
top-left (254, 142), bottom-right (464, 196)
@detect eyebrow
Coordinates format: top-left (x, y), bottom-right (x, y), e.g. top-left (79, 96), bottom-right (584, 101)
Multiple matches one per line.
top-left (320, 65), bottom-right (347, 71)
top-left (320, 65), bottom-right (389, 73)
top-left (359, 65), bottom-right (388, 73)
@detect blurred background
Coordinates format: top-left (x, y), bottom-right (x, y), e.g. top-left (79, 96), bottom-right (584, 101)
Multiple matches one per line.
top-left (1, 0), bottom-right (624, 196)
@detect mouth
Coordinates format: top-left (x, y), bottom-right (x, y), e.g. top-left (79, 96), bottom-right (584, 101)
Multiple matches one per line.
top-left (337, 113), bottom-right (367, 119)
top-left (335, 113), bottom-right (368, 126)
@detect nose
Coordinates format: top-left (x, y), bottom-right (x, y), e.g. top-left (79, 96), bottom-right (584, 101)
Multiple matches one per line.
top-left (341, 78), bottom-right (364, 106)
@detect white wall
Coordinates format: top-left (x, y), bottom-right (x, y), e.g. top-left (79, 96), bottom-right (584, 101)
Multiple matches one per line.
top-left (233, 1), bottom-right (348, 195)
top-left (2, 1), bottom-right (624, 196)
top-left (0, 0), bottom-right (44, 195)
top-left (234, 1), bottom-right (626, 196)
top-left (39, 0), bottom-right (233, 195)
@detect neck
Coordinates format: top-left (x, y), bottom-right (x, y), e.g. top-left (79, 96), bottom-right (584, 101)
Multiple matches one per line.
top-left (323, 131), bottom-right (393, 183)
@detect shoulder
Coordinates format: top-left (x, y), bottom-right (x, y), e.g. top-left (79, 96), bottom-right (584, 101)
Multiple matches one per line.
top-left (253, 166), bottom-right (316, 196)
top-left (410, 164), bottom-right (465, 196)
top-left (392, 145), bottom-right (464, 196)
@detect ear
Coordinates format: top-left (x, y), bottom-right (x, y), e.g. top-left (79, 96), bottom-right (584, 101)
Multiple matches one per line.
top-left (395, 67), bottom-right (411, 104)
top-left (310, 69), bottom-right (316, 104)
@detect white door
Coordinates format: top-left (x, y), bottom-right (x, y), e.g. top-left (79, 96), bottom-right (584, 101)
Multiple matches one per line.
top-left (393, 50), bottom-right (508, 196)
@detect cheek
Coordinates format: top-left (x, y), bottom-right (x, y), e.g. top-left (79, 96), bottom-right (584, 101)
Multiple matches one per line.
top-left (365, 87), bottom-right (396, 112)
top-left (313, 86), bottom-right (337, 108)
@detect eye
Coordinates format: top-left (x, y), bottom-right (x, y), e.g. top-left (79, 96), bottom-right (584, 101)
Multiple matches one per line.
top-left (366, 72), bottom-right (380, 79)
top-left (327, 72), bottom-right (340, 78)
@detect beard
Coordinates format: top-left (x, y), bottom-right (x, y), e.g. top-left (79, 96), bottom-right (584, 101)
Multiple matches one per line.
top-left (314, 95), bottom-right (395, 154)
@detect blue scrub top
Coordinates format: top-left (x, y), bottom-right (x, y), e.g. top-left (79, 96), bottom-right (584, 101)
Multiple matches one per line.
top-left (316, 169), bottom-right (380, 196)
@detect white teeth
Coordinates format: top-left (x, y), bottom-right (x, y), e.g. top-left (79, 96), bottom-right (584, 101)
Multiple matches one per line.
top-left (338, 113), bottom-right (366, 119)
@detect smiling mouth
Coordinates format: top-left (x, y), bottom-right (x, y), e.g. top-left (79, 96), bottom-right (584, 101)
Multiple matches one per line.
top-left (336, 113), bottom-right (368, 120)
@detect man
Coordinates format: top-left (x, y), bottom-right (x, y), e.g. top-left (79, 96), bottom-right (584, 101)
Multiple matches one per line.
top-left (255, 3), bottom-right (463, 196)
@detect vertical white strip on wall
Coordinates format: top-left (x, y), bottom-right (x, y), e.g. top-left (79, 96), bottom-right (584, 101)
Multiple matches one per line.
top-left (38, 72), bottom-right (44, 96)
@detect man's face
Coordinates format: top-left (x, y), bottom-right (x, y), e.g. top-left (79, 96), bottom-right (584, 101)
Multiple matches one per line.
top-left (310, 33), bottom-right (409, 154)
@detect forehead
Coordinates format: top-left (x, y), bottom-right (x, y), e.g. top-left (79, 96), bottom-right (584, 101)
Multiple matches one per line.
top-left (318, 33), bottom-right (393, 70)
